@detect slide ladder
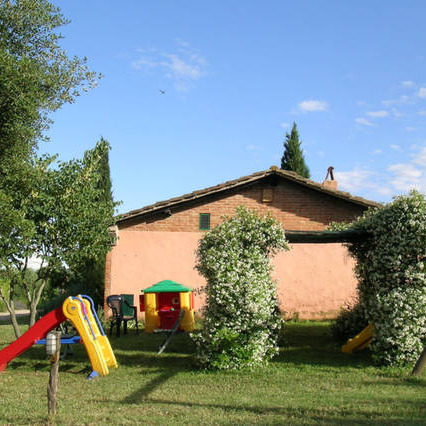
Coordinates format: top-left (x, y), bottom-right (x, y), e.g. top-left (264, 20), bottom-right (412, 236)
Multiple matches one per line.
top-left (62, 295), bottom-right (117, 377)
top-left (0, 295), bottom-right (117, 377)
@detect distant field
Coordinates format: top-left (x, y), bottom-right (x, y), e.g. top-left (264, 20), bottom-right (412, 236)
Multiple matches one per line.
top-left (0, 321), bottom-right (425, 424)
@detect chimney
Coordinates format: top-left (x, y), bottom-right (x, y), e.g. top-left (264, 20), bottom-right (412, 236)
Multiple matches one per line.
top-left (323, 166), bottom-right (338, 190)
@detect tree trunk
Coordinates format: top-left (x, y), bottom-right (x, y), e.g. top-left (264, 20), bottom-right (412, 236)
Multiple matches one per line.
top-left (412, 347), bottom-right (426, 377)
top-left (29, 280), bottom-right (46, 327)
top-left (8, 307), bottom-right (21, 338)
top-left (29, 303), bottom-right (38, 328)
top-left (0, 295), bottom-right (21, 338)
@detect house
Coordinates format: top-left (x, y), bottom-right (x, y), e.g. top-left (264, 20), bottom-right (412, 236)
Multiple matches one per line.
top-left (105, 166), bottom-right (380, 319)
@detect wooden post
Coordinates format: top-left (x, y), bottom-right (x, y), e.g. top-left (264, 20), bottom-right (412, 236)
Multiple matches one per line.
top-left (47, 331), bottom-right (61, 417)
top-left (412, 347), bottom-right (426, 377)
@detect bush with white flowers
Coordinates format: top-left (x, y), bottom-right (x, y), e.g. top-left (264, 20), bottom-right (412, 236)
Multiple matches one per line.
top-left (340, 191), bottom-right (426, 366)
top-left (192, 207), bottom-right (289, 370)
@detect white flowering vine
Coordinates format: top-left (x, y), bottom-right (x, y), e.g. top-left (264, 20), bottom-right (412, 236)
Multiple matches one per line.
top-left (341, 191), bottom-right (426, 366)
top-left (192, 207), bottom-right (289, 370)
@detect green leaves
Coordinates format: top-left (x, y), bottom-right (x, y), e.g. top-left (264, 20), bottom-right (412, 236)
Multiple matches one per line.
top-left (280, 122), bottom-right (310, 178)
top-left (0, 141), bottom-right (117, 334)
top-left (341, 191), bottom-right (426, 366)
top-left (0, 0), bottom-right (100, 159)
top-left (192, 207), bottom-right (289, 370)
top-left (0, 1), bottom-right (106, 335)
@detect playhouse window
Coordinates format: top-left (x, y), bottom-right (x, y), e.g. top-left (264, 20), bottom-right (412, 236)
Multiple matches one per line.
top-left (199, 213), bottom-right (211, 230)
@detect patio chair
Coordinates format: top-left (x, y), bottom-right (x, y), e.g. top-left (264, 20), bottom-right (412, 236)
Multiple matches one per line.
top-left (106, 294), bottom-right (138, 337)
top-left (120, 294), bottom-right (139, 335)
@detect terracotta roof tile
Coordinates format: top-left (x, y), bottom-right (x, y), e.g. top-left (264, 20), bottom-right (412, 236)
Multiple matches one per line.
top-left (118, 166), bottom-right (381, 223)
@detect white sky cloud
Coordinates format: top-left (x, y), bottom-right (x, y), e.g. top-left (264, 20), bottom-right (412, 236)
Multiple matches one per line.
top-left (388, 163), bottom-right (422, 191)
top-left (280, 122), bottom-right (290, 128)
top-left (402, 80), bottom-right (415, 88)
top-left (338, 146), bottom-right (426, 198)
top-left (390, 144), bottom-right (401, 151)
top-left (366, 110), bottom-right (389, 118)
top-left (392, 108), bottom-right (402, 117)
top-left (382, 95), bottom-right (411, 106)
top-left (298, 100), bottom-right (328, 112)
top-left (417, 87), bottom-right (426, 98)
top-left (412, 146), bottom-right (426, 165)
top-left (418, 110), bottom-right (426, 116)
top-left (335, 169), bottom-right (390, 195)
top-left (28, 255), bottom-right (42, 270)
top-left (131, 41), bottom-right (207, 91)
top-left (355, 117), bottom-right (374, 126)
top-left (245, 144), bottom-right (261, 151)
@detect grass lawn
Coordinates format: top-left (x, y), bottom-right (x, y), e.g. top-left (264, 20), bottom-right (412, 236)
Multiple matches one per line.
top-left (0, 318), bottom-right (425, 425)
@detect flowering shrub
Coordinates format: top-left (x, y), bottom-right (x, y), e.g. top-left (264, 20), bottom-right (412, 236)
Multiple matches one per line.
top-left (338, 191), bottom-right (426, 365)
top-left (192, 207), bottom-right (289, 370)
top-left (331, 301), bottom-right (369, 343)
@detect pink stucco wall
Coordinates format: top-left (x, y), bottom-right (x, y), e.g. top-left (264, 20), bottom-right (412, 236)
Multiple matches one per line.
top-left (108, 230), bottom-right (358, 319)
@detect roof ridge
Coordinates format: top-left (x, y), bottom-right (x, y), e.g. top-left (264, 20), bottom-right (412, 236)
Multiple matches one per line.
top-left (118, 167), bottom-right (380, 223)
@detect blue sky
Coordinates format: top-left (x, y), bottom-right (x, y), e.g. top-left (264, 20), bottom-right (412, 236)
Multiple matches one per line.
top-left (46, 1), bottom-right (426, 213)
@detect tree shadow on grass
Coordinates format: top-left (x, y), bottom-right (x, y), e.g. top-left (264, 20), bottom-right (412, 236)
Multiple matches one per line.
top-left (110, 396), bottom-right (426, 425)
top-left (363, 376), bottom-right (426, 388)
top-left (109, 331), bottom-right (194, 354)
top-left (120, 369), bottom-right (180, 404)
top-left (274, 322), bottom-right (374, 369)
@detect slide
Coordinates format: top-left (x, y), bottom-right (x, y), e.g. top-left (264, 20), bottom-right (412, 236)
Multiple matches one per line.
top-left (0, 307), bottom-right (66, 371)
top-left (62, 295), bottom-right (117, 377)
top-left (0, 295), bottom-right (117, 377)
top-left (341, 323), bottom-right (374, 353)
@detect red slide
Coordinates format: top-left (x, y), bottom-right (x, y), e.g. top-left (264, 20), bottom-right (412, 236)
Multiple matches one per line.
top-left (0, 307), bottom-right (66, 371)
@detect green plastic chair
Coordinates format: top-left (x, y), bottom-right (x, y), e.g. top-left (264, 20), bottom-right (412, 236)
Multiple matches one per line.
top-left (106, 294), bottom-right (139, 337)
top-left (120, 294), bottom-right (139, 335)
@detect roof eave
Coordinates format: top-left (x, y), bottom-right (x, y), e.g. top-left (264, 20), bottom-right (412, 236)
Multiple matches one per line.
top-left (117, 168), bottom-right (380, 224)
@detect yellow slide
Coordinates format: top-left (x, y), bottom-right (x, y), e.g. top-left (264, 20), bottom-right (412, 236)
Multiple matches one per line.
top-left (62, 295), bottom-right (118, 377)
top-left (341, 323), bottom-right (374, 353)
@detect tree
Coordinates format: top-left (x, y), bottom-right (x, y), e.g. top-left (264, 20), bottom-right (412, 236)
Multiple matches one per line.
top-left (0, 141), bottom-right (117, 337)
top-left (192, 207), bottom-right (289, 370)
top-left (280, 123), bottom-right (310, 178)
top-left (76, 137), bottom-right (115, 307)
top-left (0, 0), bottom-right (104, 337)
top-left (0, 0), bottom-right (100, 161)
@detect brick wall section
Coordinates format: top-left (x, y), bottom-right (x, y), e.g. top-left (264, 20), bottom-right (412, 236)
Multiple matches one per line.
top-left (120, 180), bottom-right (366, 232)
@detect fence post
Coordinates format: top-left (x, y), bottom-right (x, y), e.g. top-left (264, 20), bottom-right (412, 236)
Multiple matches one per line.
top-left (47, 331), bottom-right (61, 416)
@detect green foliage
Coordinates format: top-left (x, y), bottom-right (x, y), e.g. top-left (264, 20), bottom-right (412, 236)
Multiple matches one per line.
top-left (192, 207), bottom-right (289, 370)
top-left (0, 0), bottom-right (100, 160)
top-left (0, 0), bottom-right (106, 336)
top-left (340, 191), bottom-right (426, 365)
top-left (74, 137), bottom-right (115, 307)
top-left (0, 141), bottom-right (118, 335)
top-left (280, 122), bottom-right (310, 178)
top-left (331, 302), bottom-right (369, 342)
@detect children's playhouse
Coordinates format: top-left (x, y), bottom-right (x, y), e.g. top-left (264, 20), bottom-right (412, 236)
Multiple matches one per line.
top-left (139, 280), bottom-right (195, 333)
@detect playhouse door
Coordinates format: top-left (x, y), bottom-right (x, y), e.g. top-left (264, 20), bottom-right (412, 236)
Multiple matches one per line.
top-left (158, 292), bottom-right (181, 329)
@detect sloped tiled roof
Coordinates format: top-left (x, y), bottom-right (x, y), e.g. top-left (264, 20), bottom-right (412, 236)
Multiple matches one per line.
top-left (118, 166), bottom-right (381, 224)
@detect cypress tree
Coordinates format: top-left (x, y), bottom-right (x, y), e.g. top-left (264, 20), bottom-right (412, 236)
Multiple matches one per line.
top-left (281, 123), bottom-right (310, 178)
top-left (78, 138), bottom-right (115, 306)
